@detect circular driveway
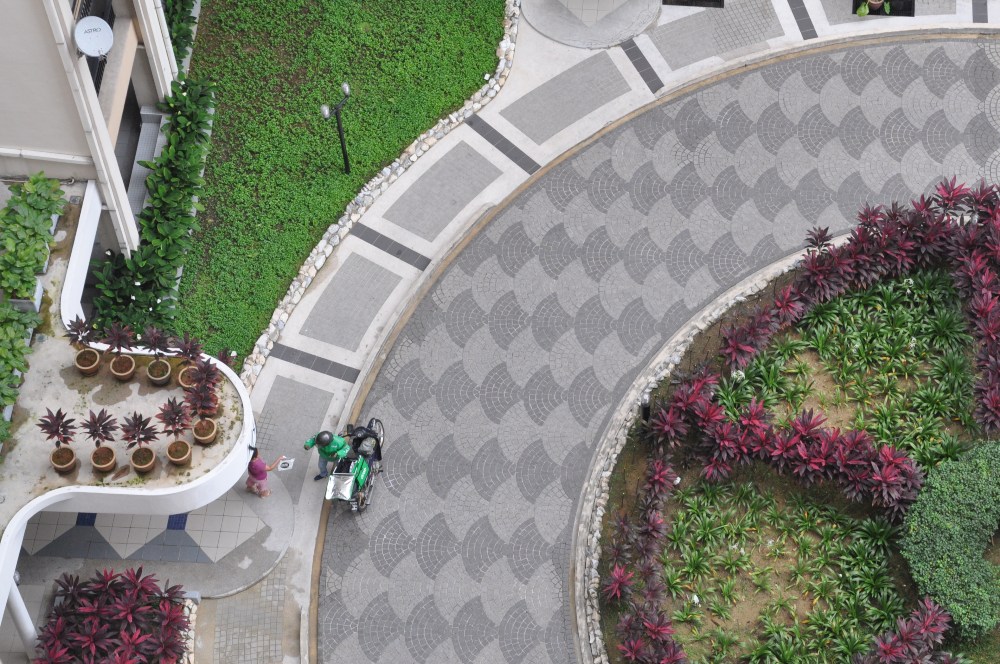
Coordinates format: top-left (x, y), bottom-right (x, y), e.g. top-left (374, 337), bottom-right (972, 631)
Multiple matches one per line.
top-left (318, 37), bottom-right (1000, 663)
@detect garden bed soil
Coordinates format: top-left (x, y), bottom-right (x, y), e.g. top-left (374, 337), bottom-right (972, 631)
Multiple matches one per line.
top-left (147, 359), bottom-right (170, 379)
top-left (51, 448), bottom-right (74, 466)
top-left (132, 448), bottom-right (154, 466)
top-left (193, 419), bottom-right (214, 437)
top-left (92, 447), bottom-right (114, 465)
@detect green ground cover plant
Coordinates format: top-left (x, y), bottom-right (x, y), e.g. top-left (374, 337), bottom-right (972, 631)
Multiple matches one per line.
top-left (658, 480), bottom-right (903, 663)
top-left (715, 269), bottom-right (976, 471)
top-left (901, 442), bottom-right (1000, 640)
top-left (173, 0), bottom-right (504, 357)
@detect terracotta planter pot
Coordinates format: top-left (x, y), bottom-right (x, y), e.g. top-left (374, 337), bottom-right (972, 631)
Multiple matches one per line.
top-left (167, 440), bottom-right (192, 466)
top-left (193, 418), bottom-right (218, 445)
top-left (110, 355), bottom-right (136, 381)
top-left (130, 447), bottom-right (156, 473)
top-left (51, 447), bottom-right (77, 474)
top-left (177, 365), bottom-right (197, 389)
top-left (75, 348), bottom-right (101, 376)
top-left (91, 446), bottom-right (117, 473)
top-left (146, 358), bottom-right (172, 386)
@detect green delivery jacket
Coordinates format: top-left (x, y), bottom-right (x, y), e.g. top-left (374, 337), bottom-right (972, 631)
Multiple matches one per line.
top-left (304, 434), bottom-right (369, 488)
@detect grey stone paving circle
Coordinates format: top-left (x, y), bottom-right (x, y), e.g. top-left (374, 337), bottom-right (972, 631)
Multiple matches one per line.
top-left (319, 39), bottom-right (1000, 663)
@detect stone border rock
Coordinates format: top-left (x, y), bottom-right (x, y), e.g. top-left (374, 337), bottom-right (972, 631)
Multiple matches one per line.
top-left (238, 0), bottom-right (522, 389)
top-left (572, 235), bottom-right (851, 664)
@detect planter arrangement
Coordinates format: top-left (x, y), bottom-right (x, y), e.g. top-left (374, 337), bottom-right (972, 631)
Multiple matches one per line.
top-left (34, 568), bottom-right (190, 663)
top-left (599, 179), bottom-right (1000, 663)
top-left (46, 320), bottom-right (227, 476)
top-left (0, 173), bottom-right (64, 449)
top-left (90, 75), bottom-right (215, 333)
top-left (0, 173), bottom-right (64, 314)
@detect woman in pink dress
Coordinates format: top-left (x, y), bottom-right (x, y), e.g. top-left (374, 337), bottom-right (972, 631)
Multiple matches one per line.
top-left (246, 448), bottom-right (285, 497)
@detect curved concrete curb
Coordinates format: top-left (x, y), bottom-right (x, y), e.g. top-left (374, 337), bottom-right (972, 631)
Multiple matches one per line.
top-left (521, 0), bottom-right (660, 49)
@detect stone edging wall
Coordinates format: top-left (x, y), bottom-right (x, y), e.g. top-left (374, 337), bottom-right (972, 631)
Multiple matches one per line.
top-left (238, 0), bottom-right (522, 388)
top-left (573, 240), bottom-right (843, 664)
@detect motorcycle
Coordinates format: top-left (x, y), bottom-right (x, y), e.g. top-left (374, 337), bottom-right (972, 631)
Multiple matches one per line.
top-left (324, 418), bottom-right (384, 512)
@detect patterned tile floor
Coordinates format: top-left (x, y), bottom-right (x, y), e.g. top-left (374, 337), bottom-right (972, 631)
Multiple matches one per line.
top-left (20, 487), bottom-right (266, 564)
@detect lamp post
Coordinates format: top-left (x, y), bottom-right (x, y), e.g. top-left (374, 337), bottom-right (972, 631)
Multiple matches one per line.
top-left (320, 82), bottom-right (352, 175)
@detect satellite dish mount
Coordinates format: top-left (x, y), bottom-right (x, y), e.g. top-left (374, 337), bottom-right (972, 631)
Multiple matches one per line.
top-left (73, 16), bottom-right (114, 59)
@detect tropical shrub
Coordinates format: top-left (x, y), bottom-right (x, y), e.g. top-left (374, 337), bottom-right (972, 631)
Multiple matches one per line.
top-left (91, 75), bottom-right (215, 332)
top-left (163, 0), bottom-right (197, 63)
top-left (33, 567), bottom-right (189, 664)
top-left (854, 598), bottom-right (963, 663)
top-left (0, 173), bottom-right (64, 298)
top-left (0, 303), bottom-right (39, 416)
top-left (901, 442), bottom-right (1000, 640)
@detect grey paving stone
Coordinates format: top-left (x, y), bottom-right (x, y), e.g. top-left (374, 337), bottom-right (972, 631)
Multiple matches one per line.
top-left (300, 253), bottom-right (401, 352)
top-left (500, 52), bottom-right (631, 144)
top-left (318, 39), bottom-right (1000, 663)
top-left (649, 0), bottom-right (783, 69)
top-left (256, 376), bottom-right (335, 500)
top-left (384, 141), bottom-right (502, 242)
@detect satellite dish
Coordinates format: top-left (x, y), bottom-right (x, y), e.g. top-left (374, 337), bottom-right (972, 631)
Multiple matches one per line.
top-left (74, 17), bottom-right (114, 58)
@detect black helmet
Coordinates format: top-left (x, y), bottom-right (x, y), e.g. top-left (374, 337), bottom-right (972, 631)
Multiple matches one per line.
top-left (317, 430), bottom-right (334, 446)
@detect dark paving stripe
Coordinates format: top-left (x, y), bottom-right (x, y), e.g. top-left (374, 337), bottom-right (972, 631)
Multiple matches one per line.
top-left (271, 343), bottom-right (360, 383)
top-left (466, 115), bottom-right (540, 174)
top-left (353, 222), bottom-right (431, 270)
top-left (786, 0), bottom-right (818, 39)
top-left (621, 38), bottom-right (664, 93)
top-left (974, 0), bottom-right (988, 22)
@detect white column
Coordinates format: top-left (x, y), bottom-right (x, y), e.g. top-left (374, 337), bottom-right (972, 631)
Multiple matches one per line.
top-left (8, 583), bottom-right (37, 657)
top-left (134, 0), bottom-right (178, 98)
top-left (42, 0), bottom-right (140, 252)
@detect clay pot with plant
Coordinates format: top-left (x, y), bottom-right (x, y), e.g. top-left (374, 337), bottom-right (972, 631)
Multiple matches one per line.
top-left (142, 325), bottom-right (174, 386)
top-left (184, 358), bottom-right (221, 445)
top-left (157, 398), bottom-right (192, 466)
top-left (81, 408), bottom-right (119, 473)
top-left (121, 411), bottom-right (159, 473)
top-left (66, 315), bottom-right (100, 376)
top-left (37, 408), bottom-right (77, 473)
top-left (103, 323), bottom-right (136, 382)
top-left (174, 333), bottom-right (203, 389)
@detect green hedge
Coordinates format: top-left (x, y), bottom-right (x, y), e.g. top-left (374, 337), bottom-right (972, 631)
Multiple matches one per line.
top-left (0, 303), bottom-right (41, 444)
top-left (91, 75), bottom-right (215, 332)
top-left (173, 0), bottom-right (504, 357)
top-left (163, 0), bottom-right (197, 63)
top-left (0, 174), bottom-right (64, 299)
top-left (901, 442), bottom-right (1000, 639)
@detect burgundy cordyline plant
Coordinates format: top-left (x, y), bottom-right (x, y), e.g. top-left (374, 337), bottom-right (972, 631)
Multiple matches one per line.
top-left (604, 455), bottom-right (687, 664)
top-left (33, 567), bottom-right (189, 664)
top-left (853, 598), bottom-right (963, 664)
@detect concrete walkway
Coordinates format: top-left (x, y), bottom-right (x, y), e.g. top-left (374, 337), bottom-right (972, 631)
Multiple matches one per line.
top-left (10, 1), bottom-right (1000, 663)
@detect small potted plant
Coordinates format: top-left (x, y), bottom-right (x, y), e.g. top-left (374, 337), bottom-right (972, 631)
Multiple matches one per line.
top-left (121, 411), bottom-right (159, 473)
top-left (856, 0), bottom-right (889, 15)
top-left (103, 323), bottom-right (136, 382)
top-left (175, 333), bottom-right (203, 389)
top-left (37, 408), bottom-right (77, 473)
top-left (81, 408), bottom-right (119, 473)
top-left (142, 325), bottom-right (173, 386)
top-left (66, 315), bottom-right (100, 376)
top-left (158, 398), bottom-right (193, 466)
top-left (185, 358), bottom-right (221, 445)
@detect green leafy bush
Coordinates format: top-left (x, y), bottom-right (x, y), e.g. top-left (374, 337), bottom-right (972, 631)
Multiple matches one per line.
top-left (0, 173), bottom-right (64, 298)
top-left (0, 302), bottom-right (41, 445)
top-left (164, 0), bottom-right (197, 63)
top-left (91, 75), bottom-right (215, 331)
top-left (173, 0), bottom-right (504, 356)
top-left (901, 442), bottom-right (1000, 639)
